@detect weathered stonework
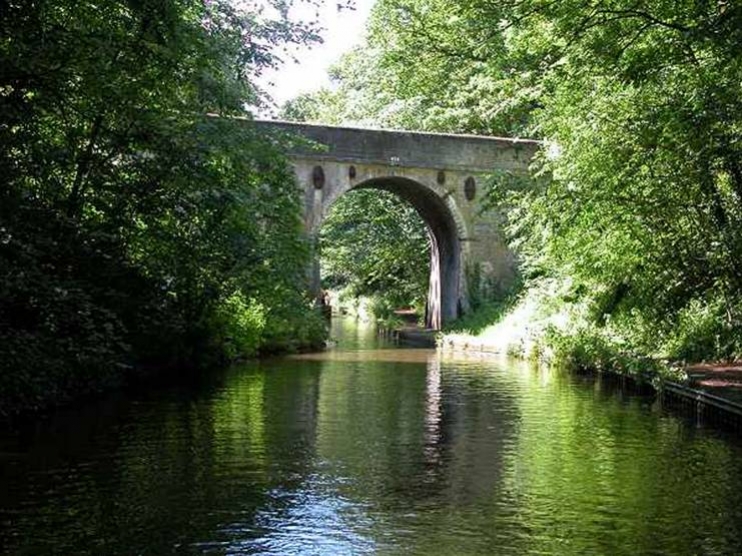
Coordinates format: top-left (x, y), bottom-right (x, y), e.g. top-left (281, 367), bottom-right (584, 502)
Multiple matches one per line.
top-left (255, 120), bottom-right (540, 329)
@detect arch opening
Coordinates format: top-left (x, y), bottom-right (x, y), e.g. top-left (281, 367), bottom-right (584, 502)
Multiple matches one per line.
top-left (318, 176), bottom-right (461, 330)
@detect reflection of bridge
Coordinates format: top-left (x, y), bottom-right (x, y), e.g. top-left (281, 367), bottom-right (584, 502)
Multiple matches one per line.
top-left (256, 121), bottom-right (540, 329)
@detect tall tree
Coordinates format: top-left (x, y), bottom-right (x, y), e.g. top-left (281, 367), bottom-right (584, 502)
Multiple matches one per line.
top-left (0, 0), bottom-right (326, 415)
top-left (320, 189), bottom-right (430, 309)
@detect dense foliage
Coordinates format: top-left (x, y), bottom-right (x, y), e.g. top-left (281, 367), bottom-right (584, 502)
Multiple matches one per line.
top-left (319, 189), bottom-right (430, 313)
top-left (288, 0), bottom-right (742, 364)
top-left (0, 0), bottom-right (326, 415)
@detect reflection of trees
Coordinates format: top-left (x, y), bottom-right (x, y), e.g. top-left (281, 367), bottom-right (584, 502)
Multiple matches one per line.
top-left (312, 350), bottom-right (521, 553)
top-left (315, 356), bottom-right (434, 495)
top-left (360, 359), bottom-right (742, 555)
top-left (461, 367), bottom-right (742, 555)
top-left (0, 362), bottom-right (326, 554)
top-left (5, 353), bottom-right (742, 555)
top-left (436, 356), bottom-right (520, 506)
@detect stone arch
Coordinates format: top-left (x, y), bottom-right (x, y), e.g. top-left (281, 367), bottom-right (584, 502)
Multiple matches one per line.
top-left (254, 120), bottom-right (540, 331)
top-left (319, 175), bottom-right (463, 329)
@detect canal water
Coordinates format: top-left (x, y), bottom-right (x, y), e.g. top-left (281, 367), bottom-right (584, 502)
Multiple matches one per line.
top-left (3, 317), bottom-right (742, 555)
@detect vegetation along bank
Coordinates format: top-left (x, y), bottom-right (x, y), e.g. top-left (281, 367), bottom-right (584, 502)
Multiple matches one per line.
top-left (4, 0), bottom-right (742, 415)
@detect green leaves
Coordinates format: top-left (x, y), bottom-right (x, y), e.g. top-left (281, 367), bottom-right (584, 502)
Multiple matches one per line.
top-left (494, 0), bottom-right (742, 359)
top-left (320, 189), bottom-right (430, 310)
top-left (0, 0), bottom-right (326, 414)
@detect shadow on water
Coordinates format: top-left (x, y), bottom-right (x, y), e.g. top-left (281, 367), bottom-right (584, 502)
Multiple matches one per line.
top-left (2, 316), bottom-right (742, 554)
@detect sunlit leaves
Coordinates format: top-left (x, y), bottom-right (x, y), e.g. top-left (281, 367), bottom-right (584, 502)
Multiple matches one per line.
top-left (306, 0), bottom-right (742, 359)
top-left (320, 189), bottom-right (430, 308)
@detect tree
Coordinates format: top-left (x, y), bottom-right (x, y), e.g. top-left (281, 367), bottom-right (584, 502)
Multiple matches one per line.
top-left (0, 0), bottom-right (326, 415)
top-left (320, 189), bottom-right (430, 310)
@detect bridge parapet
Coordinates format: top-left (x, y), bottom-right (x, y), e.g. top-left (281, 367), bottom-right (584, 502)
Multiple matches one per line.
top-left (255, 120), bottom-right (539, 173)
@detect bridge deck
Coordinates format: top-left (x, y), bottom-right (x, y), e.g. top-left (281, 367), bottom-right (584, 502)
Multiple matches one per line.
top-left (254, 120), bottom-right (541, 173)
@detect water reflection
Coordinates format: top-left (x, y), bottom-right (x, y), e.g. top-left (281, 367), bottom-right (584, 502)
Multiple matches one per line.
top-left (424, 358), bottom-right (442, 465)
top-left (2, 317), bottom-right (742, 554)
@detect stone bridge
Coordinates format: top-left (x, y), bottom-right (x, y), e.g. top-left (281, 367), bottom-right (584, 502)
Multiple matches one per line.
top-left (255, 120), bottom-right (540, 329)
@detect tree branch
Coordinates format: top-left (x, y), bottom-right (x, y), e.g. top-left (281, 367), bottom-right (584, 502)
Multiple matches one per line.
top-left (67, 114), bottom-right (104, 218)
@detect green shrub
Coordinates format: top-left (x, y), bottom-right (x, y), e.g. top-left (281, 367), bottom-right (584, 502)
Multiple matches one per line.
top-left (546, 325), bottom-right (673, 382)
top-left (663, 298), bottom-right (742, 362)
top-left (257, 286), bottom-right (327, 354)
top-left (209, 292), bottom-right (266, 359)
top-left (368, 295), bottom-right (405, 329)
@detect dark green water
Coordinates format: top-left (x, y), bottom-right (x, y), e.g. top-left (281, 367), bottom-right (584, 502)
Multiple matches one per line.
top-left (3, 317), bottom-right (742, 555)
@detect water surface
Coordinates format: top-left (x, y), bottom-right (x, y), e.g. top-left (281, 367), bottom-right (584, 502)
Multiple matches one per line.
top-left (2, 317), bottom-right (742, 555)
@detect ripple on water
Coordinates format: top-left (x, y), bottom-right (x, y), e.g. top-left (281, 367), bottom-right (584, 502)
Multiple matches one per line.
top-left (2, 318), bottom-right (742, 554)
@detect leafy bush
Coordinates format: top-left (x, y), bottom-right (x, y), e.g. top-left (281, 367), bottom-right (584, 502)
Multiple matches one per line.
top-left (260, 301), bottom-right (327, 354)
top-left (295, 0), bottom-right (742, 370)
top-left (0, 207), bottom-right (134, 416)
top-left (209, 292), bottom-right (267, 359)
top-left (319, 189), bottom-right (430, 315)
top-left (546, 326), bottom-right (673, 382)
top-left (663, 298), bottom-right (742, 363)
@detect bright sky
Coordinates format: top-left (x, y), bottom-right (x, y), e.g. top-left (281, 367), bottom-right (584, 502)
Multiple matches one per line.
top-left (258, 0), bottom-right (376, 114)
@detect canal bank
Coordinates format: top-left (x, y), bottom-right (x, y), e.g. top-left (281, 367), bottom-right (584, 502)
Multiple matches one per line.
top-left (439, 333), bottom-right (742, 432)
top-left (661, 362), bottom-right (742, 430)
